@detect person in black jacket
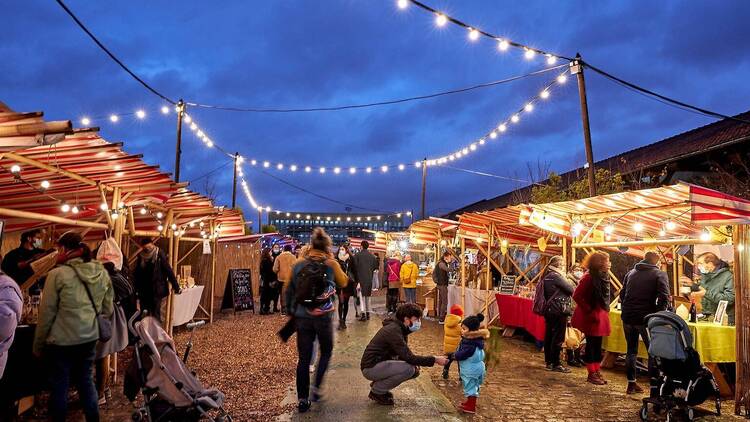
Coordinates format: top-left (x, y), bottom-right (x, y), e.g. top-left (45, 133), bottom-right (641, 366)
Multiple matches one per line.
top-left (132, 238), bottom-right (180, 322)
top-left (259, 248), bottom-right (277, 315)
top-left (542, 255), bottom-right (575, 373)
top-left (433, 252), bottom-right (453, 323)
top-left (361, 303), bottom-right (448, 405)
top-left (620, 251), bottom-right (670, 395)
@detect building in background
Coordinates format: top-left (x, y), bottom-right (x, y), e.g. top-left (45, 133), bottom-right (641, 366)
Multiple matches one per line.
top-left (269, 211), bottom-right (410, 244)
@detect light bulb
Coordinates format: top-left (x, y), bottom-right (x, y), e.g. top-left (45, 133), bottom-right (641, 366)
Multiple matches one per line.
top-left (139, 208), bottom-right (147, 215)
top-left (349, 167), bottom-right (356, 174)
top-left (205, 140), bottom-right (213, 148)
top-left (397, 0), bottom-right (408, 9)
top-left (200, 221), bottom-right (205, 227)
top-left (557, 74), bottom-right (567, 84)
top-left (658, 230), bottom-right (666, 237)
top-left (479, 139), bottom-right (486, 145)
top-left (501, 239), bottom-right (509, 247)
top-left (604, 225), bottom-right (614, 235)
top-left (263, 161), bottom-right (270, 168)
top-left (511, 114), bottom-right (520, 123)
top-left (406, 211), bottom-right (412, 216)
top-left (546, 55), bottom-right (557, 65)
top-left (498, 39), bottom-right (509, 51)
top-left (10, 164), bottom-right (21, 174)
top-left (99, 202), bottom-right (109, 211)
top-left (189, 222), bottom-right (195, 227)
top-left (462, 148), bottom-right (469, 155)
top-left (572, 222), bottom-right (584, 233)
top-left (156, 212), bottom-right (163, 219)
top-left (319, 167), bottom-right (326, 174)
top-left (157, 225), bottom-right (164, 231)
top-left (489, 131), bottom-right (497, 139)
top-left (524, 103), bottom-right (534, 113)
top-left (277, 163), bottom-right (284, 170)
top-left (524, 48), bottom-right (535, 60)
top-left (366, 167), bottom-right (372, 173)
top-left (397, 213), bottom-right (402, 218)
top-left (700, 231), bottom-right (711, 242)
top-left (448, 155), bottom-right (455, 161)
top-left (118, 201), bottom-right (124, 208)
top-left (468, 28), bottom-right (479, 41)
top-left (540, 90), bottom-right (550, 99)
top-left (135, 109), bottom-right (146, 119)
top-left (470, 144), bottom-right (477, 151)
top-left (633, 222), bottom-right (644, 232)
top-left (251, 160), bottom-right (257, 166)
top-left (72, 206), bottom-right (79, 214)
top-left (61, 203), bottom-right (70, 212)
top-left (290, 165), bottom-right (298, 172)
top-left (435, 13), bottom-right (447, 27)
top-left (161, 106), bottom-right (170, 114)
top-left (109, 114), bottom-right (119, 123)
top-left (305, 166), bottom-right (312, 173)
top-left (498, 124), bottom-right (507, 132)
top-left (171, 224), bottom-right (177, 230)
top-left (381, 165), bottom-right (388, 172)
top-left (265, 206), bottom-right (271, 212)
top-left (333, 167), bottom-right (341, 174)
top-left (183, 115), bottom-right (192, 123)
top-left (398, 164), bottom-right (405, 171)
top-left (80, 117), bottom-right (91, 126)
top-left (666, 221), bottom-right (676, 231)
top-left (111, 211), bottom-right (119, 220)
top-left (40, 180), bottom-right (50, 190)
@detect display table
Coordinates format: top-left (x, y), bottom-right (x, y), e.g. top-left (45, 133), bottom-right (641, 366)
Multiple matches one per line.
top-left (447, 285), bottom-right (498, 322)
top-left (171, 286), bottom-right (205, 327)
top-left (495, 294), bottom-right (546, 341)
top-left (603, 310), bottom-right (735, 363)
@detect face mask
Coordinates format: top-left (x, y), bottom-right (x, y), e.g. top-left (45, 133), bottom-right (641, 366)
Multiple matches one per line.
top-left (573, 271), bottom-right (584, 279)
top-left (698, 265), bottom-right (710, 274)
top-left (33, 239), bottom-right (43, 249)
top-left (273, 248), bottom-right (280, 254)
top-left (408, 319), bottom-right (421, 332)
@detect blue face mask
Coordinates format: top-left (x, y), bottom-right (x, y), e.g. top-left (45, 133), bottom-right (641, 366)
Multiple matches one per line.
top-left (409, 319), bottom-right (421, 332)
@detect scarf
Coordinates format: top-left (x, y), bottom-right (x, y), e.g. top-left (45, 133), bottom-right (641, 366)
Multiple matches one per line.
top-left (591, 270), bottom-right (611, 310)
top-left (338, 251), bottom-right (349, 262)
top-left (139, 246), bottom-right (158, 267)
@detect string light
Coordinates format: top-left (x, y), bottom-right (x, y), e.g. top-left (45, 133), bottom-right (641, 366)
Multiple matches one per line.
top-left (10, 164), bottom-right (21, 175)
top-left (80, 117), bottom-right (91, 126)
top-left (100, 203), bottom-right (108, 211)
top-left (435, 14), bottom-right (447, 27)
top-left (397, 0), bottom-right (408, 9)
top-left (524, 48), bottom-right (535, 60)
top-left (135, 109), bottom-right (146, 119)
top-left (700, 230), bottom-right (711, 242)
top-left (40, 180), bottom-right (50, 190)
top-left (603, 224), bottom-right (614, 235)
top-left (61, 203), bottom-right (70, 212)
top-left (633, 222), bottom-right (644, 232)
top-left (665, 221), bottom-right (677, 231)
top-left (468, 28), bottom-right (480, 41)
top-left (109, 114), bottom-right (119, 123)
top-left (497, 39), bottom-right (509, 51)
top-left (161, 106), bottom-right (170, 114)
top-left (557, 74), bottom-right (567, 84)
top-left (71, 206), bottom-right (80, 214)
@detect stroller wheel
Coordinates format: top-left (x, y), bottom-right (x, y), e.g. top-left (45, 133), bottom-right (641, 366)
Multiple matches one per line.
top-left (686, 407), bottom-right (695, 421)
top-left (639, 404), bottom-right (648, 421)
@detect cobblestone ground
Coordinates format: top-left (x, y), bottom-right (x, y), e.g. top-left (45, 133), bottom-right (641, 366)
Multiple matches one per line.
top-left (409, 318), bottom-right (740, 422)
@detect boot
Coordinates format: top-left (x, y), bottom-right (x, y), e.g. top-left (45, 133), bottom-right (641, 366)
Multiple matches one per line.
top-left (459, 396), bottom-right (477, 414)
top-left (366, 312), bottom-right (371, 320)
top-left (566, 350), bottom-right (581, 367)
top-left (359, 313), bottom-right (367, 321)
top-left (626, 382), bottom-right (644, 394)
top-left (442, 366), bottom-right (449, 379)
top-left (596, 370), bottom-right (608, 384)
top-left (587, 372), bottom-right (606, 385)
top-left (340, 320), bottom-right (347, 330)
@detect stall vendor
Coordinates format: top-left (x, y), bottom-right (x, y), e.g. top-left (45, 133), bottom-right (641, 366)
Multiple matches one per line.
top-left (1, 229), bottom-right (48, 287)
top-left (690, 252), bottom-right (735, 325)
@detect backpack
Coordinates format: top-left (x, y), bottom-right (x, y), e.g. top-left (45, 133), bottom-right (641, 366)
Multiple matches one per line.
top-left (294, 259), bottom-right (329, 309)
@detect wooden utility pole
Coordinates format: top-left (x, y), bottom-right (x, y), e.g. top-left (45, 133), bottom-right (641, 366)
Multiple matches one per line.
top-left (174, 100), bottom-right (185, 183)
top-left (421, 158), bottom-right (427, 220)
top-left (231, 152), bottom-right (239, 208)
top-left (258, 208), bottom-right (262, 233)
top-left (571, 55), bottom-right (597, 197)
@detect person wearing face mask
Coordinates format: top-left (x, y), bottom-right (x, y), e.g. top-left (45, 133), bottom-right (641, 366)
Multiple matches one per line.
top-left (564, 263), bottom-right (586, 368)
top-left (567, 264), bottom-right (585, 287)
top-left (33, 232), bottom-right (113, 422)
top-left (334, 245), bottom-right (356, 329)
top-left (360, 303), bottom-right (448, 405)
top-left (273, 245), bottom-right (297, 315)
top-left (690, 252), bottom-right (735, 325)
top-left (132, 238), bottom-right (180, 322)
top-left (1, 229), bottom-right (50, 288)
top-left (400, 255), bottom-right (419, 304)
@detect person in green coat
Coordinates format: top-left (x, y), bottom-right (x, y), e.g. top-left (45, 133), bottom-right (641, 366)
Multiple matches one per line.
top-left (691, 252), bottom-right (734, 325)
top-left (34, 232), bottom-right (113, 422)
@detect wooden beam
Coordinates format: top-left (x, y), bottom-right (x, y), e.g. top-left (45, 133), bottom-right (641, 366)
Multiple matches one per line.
top-left (0, 207), bottom-right (108, 229)
top-left (573, 203), bottom-right (690, 220)
top-left (4, 151), bottom-right (114, 192)
top-left (579, 217), bottom-right (604, 244)
top-left (461, 237), bottom-right (466, 311)
top-left (177, 239), bottom-right (201, 266)
top-left (574, 238), bottom-right (720, 248)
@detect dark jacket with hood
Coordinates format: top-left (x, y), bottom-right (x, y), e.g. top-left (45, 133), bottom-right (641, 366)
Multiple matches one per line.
top-left (133, 248), bottom-right (179, 300)
top-left (433, 259), bottom-right (450, 286)
top-left (360, 317), bottom-right (436, 370)
top-left (620, 261), bottom-right (670, 325)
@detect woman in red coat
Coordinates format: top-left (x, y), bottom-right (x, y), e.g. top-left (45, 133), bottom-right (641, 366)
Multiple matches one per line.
top-left (571, 251), bottom-right (612, 385)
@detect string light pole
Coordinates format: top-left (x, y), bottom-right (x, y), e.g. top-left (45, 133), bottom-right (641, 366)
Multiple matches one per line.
top-left (174, 99), bottom-right (185, 182)
top-left (231, 152), bottom-right (239, 208)
top-left (421, 158), bottom-right (427, 220)
top-left (571, 55), bottom-right (597, 197)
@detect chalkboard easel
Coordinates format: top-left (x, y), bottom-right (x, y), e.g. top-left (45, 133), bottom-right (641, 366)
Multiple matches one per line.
top-left (221, 269), bottom-right (255, 313)
top-left (498, 275), bottom-right (516, 295)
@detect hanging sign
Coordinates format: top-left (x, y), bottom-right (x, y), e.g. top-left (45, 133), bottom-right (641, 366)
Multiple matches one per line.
top-left (203, 240), bottom-right (211, 255)
top-left (499, 275), bottom-right (516, 295)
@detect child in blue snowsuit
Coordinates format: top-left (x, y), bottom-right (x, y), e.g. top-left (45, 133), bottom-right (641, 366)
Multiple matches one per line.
top-left (452, 313), bottom-right (490, 414)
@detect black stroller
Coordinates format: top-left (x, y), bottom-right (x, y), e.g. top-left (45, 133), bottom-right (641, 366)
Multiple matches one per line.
top-left (639, 311), bottom-right (721, 421)
top-left (125, 311), bottom-right (232, 421)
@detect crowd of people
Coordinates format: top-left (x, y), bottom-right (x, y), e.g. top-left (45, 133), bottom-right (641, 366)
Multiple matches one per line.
top-left (0, 229), bottom-right (183, 421)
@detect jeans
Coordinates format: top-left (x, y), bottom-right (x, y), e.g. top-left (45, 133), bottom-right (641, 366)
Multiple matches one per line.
top-left (47, 341), bottom-right (99, 422)
top-left (404, 288), bottom-right (417, 304)
top-left (584, 336), bottom-right (603, 364)
top-left (543, 313), bottom-right (567, 366)
top-left (623, 323), bottom-right (657, 385)
top-left (436, 285), bottom-right (448, 320)
top-left (338, 291), bottom-right (352, 321)
top-left (362, 360), bottom-right (416, 395)
top-left (295, 317), bottom-right (333, 400)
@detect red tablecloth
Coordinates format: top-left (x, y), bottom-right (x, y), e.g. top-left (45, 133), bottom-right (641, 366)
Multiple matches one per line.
top-left (496, 294), bottom-right (546, 341)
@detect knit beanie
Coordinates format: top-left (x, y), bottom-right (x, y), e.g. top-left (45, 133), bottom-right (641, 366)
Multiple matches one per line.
top-left (449, 304), bottom-right (464, 317)
top-left (462, 313), bottom-right (484, 331)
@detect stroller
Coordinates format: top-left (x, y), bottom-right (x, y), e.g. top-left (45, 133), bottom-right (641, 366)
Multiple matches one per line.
top-left (639, 311), bottom-right (721, 421)
top-left (126, 311), bottom-right (232, 421)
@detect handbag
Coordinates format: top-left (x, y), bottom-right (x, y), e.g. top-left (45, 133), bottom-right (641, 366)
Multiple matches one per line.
top-left (545, 286), bottom-right (573, 317)
top-left (70, 265), bottom-right (112, 342)
top-left (564, 326), bottom-right (584, 349)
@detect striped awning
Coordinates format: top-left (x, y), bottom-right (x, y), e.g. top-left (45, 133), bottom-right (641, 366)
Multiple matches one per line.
top-left (407, 217), bottom-right (458, 244)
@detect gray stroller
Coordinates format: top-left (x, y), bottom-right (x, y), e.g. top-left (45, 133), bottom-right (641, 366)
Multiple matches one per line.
top-left (126, 311), bottom-right (232, 421)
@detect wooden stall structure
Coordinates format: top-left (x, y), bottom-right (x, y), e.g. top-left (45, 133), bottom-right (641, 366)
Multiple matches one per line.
top-left (521, 182), bottom-right (750, 413)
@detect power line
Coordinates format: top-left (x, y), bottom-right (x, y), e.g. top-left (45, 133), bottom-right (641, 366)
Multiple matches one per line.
top-left (583, 60), bottom-right (750, 125)
top-left (187, 160), bottom-right (232, 184)
top-left (184, 65), bottom-right (566, 112)
top-left (440, 165), bottom-right (542, 185)
top-left (54, 0), bottom-right (175, 104)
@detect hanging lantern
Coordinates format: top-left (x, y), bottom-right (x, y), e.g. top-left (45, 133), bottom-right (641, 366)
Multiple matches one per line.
top-left (537, 237), bottom-right (547, 252)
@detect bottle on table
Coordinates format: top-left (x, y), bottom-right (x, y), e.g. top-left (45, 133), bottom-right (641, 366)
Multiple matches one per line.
top-left (689, 299), bottom-right (698, 323)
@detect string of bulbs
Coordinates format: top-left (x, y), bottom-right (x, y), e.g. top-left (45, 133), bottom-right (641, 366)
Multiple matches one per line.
top-left (570, 207), bottom-right (712, 243)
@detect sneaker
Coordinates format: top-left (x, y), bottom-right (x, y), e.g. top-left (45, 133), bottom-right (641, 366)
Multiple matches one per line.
top-left (366, 312), bottom-right (370, 320)
top-left (410, 366), bottom-right (420, 379)
top-left (545, 363), bottom-right (553, 371)
top-left (310, 386), bottom-right (323, 402)
top-left (551, 365), bottom-right (571, 373)
top-left (298, 399), bottom-right (311, 413)
top-left (309, 364), bottom-right (316, 373)
top-left (340, 321), bottom-right (347, 330)
top-left (626, 382), bottom-right (644, 394)
top-left (368, 391), bottom-right (394, 406)
top-left (438, 320), bottom-right (445, 325)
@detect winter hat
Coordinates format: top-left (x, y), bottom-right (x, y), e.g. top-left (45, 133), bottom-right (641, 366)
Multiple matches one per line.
top-left (449, 304), bottom-right (464, 317)
top-left (462, 313), bottom-right (484, 331)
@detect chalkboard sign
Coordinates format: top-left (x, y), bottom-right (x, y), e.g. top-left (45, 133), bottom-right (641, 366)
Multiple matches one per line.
top-left (221, 269), bottom-right (255, 313)
top-left (499, 275), bottom-right (516, 295)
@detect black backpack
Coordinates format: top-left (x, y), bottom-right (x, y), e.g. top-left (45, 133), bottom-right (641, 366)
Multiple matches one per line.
top-left (294, 259), bottom-right (329, 309)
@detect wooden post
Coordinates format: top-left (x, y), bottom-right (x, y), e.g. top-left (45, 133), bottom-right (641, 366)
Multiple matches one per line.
top-left (232, 152), bottom-right (239, 208)
top-left (174, 100), bottom-right (184, 182)
top-left (571, 55), bottom-right (596, 197)
top-left (734, 225), bottom-right (750, 416)
top-left (420, 158), bottom-right (427, 220)
top-left (461, 237), bottom-right (466, 311)
top-left (210, 233), bottom-right (217, 324)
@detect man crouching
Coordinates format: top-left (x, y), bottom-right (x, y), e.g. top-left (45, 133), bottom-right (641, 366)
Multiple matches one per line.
top-left (360, 303), bottom-right (448, 405)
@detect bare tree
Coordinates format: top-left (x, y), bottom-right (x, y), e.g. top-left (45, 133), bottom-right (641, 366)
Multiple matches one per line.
top-left (202, 174), bottom-right (218, 203)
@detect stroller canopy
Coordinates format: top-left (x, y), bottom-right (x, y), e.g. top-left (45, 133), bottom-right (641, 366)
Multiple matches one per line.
top-left (645, 311), bottom-right (694, 361)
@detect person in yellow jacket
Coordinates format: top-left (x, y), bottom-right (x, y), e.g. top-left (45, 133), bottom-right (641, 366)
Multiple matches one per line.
top-left (399, 255), bottom-right (419, 304)
top-left (442, 304), bottom-right (464, 379)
